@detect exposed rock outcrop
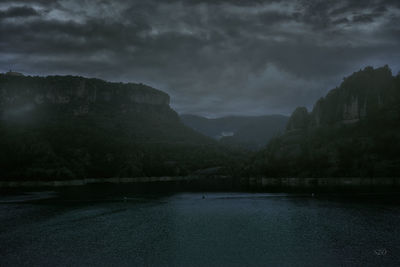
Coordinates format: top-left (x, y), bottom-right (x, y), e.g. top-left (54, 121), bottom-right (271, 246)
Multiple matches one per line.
top-left (252, 65), bottom-right (400, 178)
top-left (308, 65), bottom-right (394, 127)
top-left (0, 74), bottom-right (235, 181)
top-left (0, 75), bottom-right (170, 120)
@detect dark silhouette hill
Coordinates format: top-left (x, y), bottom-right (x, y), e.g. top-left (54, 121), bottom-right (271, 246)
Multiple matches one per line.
top-left (0, 74), bottom-right (244, 180)
top-left (249, 65), bottom-right (400, 177)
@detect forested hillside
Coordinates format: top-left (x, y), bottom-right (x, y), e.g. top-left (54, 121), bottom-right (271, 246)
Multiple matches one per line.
top-left (248, 66), bottom-right (400, 177)
top-left (181, 114), bottom-right (288, 150)
top-left (0, 74), bottom-right (245, 180)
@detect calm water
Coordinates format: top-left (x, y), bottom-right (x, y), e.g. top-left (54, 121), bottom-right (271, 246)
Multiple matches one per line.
top-left (1, 191), bottom-right (400, 266)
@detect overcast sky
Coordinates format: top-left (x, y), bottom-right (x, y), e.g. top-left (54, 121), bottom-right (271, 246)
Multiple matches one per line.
top-left (1, 0), bottom-right (400, 117)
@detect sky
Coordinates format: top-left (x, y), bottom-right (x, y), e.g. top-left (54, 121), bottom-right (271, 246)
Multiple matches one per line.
top-left (1, 0), bottom-right (400, 117)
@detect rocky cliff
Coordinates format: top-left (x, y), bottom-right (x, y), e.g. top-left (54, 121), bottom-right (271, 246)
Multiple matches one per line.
top-left (309, 65), bottom-right (396, 126)
top-left (249, 65), bottom-right (400, 178)
top-left (0, 74), bottom-right (171, 119)
top-left (0, 74), bottom-right (242, 181)
top-left (283, 65), bottom-right (398, 132)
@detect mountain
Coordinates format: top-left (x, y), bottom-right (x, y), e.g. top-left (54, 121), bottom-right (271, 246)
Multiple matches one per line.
top-left (0, 74), bottom-right (243, 180)
top-left (180, 114), bottom-right (288, 150)
top-left (249, 65), bottom-right (400, 177)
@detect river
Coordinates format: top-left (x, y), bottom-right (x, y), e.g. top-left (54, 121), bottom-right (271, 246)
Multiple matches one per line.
top-left (1, 191), bottom-right (399, 266)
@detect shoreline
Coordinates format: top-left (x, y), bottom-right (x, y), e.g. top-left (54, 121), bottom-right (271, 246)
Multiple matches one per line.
top-left (1, 176), bottom-right (400, 192)
top-left (0, 176), bottom-right (192, 188)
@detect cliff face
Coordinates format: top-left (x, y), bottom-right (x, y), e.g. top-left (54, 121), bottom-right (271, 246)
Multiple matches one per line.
top-left (251, 66), bottom-right (400, 178)
top-left (0, 74), bottom-right (239, 181)
top-left (308, 65), bottom-right (396, 127)
top-left (0, 75), bottom-right (171, 119)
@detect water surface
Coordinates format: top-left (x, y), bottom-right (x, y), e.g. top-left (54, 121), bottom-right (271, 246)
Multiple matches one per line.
top-left (1, 192), bottom-right (399, 266)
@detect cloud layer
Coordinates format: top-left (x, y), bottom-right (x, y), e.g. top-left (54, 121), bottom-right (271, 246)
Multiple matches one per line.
top-left (1, 0), bottom-right (400, 117)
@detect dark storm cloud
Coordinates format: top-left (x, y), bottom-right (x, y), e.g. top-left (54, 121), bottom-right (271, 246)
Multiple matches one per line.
top-left (1, 0), bottom-right (400, 117)
top-left (0, 6), bottom-right (40, 19)
top-left (352, 14), bottom-right (375, 23)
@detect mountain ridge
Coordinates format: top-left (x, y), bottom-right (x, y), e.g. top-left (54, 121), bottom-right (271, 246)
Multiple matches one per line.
top-left (180, 114), bottom-right (289, 150)
top-left (0, 74), bottom-right (243, 180)
top-left (249, 65), bottom-right (400, 178)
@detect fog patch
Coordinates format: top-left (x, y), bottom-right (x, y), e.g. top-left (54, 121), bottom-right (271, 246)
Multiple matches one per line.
top-left (2, 103), bottom-right (35, 120)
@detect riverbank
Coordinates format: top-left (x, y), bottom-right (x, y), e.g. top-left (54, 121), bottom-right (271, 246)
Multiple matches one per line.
top-left (1, 176), bottom-right (400, 193)
top-left (0, 176), bottom-right (191, 188)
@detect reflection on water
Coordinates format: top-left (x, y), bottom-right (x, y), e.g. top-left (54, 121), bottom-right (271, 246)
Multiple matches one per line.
top-left (1, 192), bottom-right (400, 266)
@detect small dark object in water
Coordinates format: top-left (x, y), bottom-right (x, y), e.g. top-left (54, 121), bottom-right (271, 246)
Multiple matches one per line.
top-left (374, 248), bottom-right (387, 256)
top-left (202, 195), bottom-right (205, 199)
